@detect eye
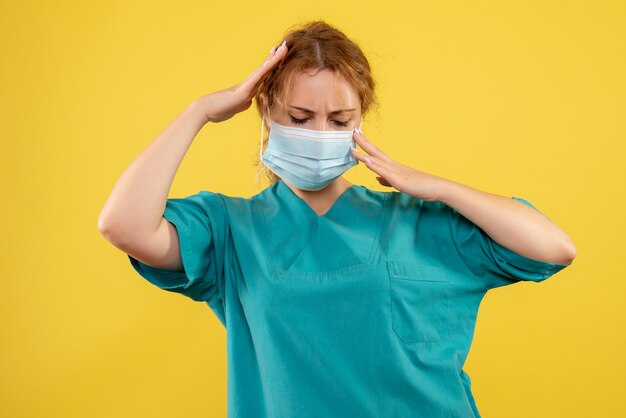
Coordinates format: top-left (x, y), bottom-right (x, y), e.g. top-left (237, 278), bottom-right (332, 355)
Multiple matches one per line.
top-left (333, 120), bottom-right (351, 128)
top-left (289, 115), bottom-right (352, 128)
top-left (290, 115), bottom-right (308, 125)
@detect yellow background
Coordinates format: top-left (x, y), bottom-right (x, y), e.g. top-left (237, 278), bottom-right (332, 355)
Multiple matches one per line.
top-left (1, 1), bottom-right (624, 417)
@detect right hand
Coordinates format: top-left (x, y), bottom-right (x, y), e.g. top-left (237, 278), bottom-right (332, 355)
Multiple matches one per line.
top-left (193, 41), bottom-right (288, 124)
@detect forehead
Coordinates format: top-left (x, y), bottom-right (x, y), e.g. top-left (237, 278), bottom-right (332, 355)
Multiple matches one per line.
top-left (287, 69), bottom-right (359, 110)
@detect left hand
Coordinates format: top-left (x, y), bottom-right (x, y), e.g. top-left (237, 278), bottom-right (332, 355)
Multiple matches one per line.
top-left (350, 129), bottom-right (446, 202)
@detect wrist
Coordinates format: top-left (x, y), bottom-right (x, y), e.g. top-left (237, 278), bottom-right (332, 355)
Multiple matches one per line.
top-left (433, 176), bottom-right (461, 205)
top-left (187, 98), bottom-right (212, 126)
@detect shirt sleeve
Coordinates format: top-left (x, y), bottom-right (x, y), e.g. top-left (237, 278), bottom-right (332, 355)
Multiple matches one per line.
top-left (439, 196), bottom-right (573, 290)
top-left (127, 191), bottom-right (228, 305)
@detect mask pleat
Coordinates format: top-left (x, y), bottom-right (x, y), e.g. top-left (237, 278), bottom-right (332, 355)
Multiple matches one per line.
top-left (260, 116), bottom-right (360, 191)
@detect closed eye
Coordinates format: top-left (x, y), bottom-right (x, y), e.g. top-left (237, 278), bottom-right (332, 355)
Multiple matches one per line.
top-left (289, 115), bottom-right (351, 128)
top-left (290, 116), bottom-right (308, 125)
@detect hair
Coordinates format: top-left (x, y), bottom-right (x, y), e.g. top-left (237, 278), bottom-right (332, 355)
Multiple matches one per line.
top-left (253, 20), bottom-right (379, 186)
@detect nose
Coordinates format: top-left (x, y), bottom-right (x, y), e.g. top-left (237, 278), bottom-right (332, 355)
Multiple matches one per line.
top-left (313, 121), bottom-right (332, 131)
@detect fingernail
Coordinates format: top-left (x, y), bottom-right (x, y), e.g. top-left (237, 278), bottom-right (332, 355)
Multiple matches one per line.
top-left (364, 156), bottom-right (371, 163)
top-left (277, 40), bottom-right (286, 51)
top-left (269, 45), bottom-right (276, 55)
top-left (357, 128), bottom-right (363, 135)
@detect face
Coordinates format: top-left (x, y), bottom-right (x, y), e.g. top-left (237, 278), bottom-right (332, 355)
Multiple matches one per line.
top-left (264, 69), bottom-right (362, 131)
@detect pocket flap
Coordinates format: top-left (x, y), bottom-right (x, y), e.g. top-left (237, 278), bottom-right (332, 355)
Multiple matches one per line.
top-left (386, 261), bottom-right (449, 282)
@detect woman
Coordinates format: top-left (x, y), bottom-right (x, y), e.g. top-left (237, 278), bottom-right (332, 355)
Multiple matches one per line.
top-left (99, 20), bottom-right (576, 418)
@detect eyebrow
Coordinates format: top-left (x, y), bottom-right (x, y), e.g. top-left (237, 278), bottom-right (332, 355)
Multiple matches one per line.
top-left (289, 105), bottom-right (357, 115)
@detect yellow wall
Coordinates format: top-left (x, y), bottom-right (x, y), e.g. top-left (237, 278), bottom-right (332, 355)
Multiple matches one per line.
top-left (1, 1), bottom-right (624, 417)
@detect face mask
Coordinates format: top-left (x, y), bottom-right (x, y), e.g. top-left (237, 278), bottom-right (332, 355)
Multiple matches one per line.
top-left (259, 105), bottom-right (363, 191)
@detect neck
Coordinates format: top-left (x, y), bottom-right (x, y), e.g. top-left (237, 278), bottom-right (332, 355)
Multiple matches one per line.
top-left (283, 177), bottom-right (353, 204)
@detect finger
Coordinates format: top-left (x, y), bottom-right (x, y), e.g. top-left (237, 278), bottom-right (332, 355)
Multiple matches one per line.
top-left (352, 149), bottom-right (396, 180)
top-left (240, 43), bottom-right (286, 96)
top-left (240, 41), bottom-right (287, 93)
top-left (262, 42), bottom-right (281, 66)
top-left (351, 146), bottom-right (394, 172)
top-left (353, 130), bottom-right (392, 162)
top-left (368, 159), bottom-right (395, 182)
top-left (351, 147), bottom-right (382, 171)
top-left (353, 130), bottom-right (391, 161)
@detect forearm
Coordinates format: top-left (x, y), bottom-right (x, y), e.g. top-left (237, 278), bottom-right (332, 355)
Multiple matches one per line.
top-left (436, 177), bottom-right (576, 265)
top-left (98, 101), bottom-right (208, 244)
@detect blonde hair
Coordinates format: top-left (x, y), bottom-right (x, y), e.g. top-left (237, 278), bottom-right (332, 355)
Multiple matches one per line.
top-left (253, 20), bottom-right (379, 186)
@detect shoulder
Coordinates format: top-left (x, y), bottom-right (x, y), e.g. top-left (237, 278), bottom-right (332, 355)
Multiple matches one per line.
top-left (190, 189), bottom-right (257, 206)
top-left (165, 190), bottom-right (255, 224)
top-left (368, 188), bottom-right (445, 212)
top-left (368, 189), bottom-right (460, 231)
top-left (195, 189), bottom-right (269, 218)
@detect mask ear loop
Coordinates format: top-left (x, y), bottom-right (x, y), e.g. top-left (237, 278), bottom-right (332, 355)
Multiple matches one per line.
top-left (260, 104), bottom-right (271, 160)
top-left (351, 116), bottom-right (364, 151)
top-left (256, 105), bottom-right (271, 184)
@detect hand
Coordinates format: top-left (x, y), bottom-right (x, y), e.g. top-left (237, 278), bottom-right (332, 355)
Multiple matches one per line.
top-left (350, 129), bottom-right (447, 202)
top-left (193, 41), bottom-right (288, 124)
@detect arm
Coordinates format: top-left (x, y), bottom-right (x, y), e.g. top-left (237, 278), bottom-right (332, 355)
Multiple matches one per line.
top-left (97, 42), bottom-right (289, 271)
top-left (97, 103), bottom-right (208, 271)
top-left (435, 178), bottom-right (576, 265)
top-left (349, 130), bottom-right (576, 266)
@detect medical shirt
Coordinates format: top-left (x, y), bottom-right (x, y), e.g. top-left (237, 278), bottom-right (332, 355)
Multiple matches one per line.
top-left (128, 179), bottom-right (572, 418)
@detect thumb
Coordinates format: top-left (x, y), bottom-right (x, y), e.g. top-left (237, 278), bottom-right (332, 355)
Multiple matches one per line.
top-left (238, 99), bottom-right (253, 112)
top-left (376, 176), bottom-right (392, 187)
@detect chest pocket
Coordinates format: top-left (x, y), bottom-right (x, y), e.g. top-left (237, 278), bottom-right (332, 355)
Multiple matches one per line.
top-left (387, 262), bottom-right (451, 343)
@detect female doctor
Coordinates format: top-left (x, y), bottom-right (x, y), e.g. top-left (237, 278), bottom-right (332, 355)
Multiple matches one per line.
top-left (98, 20), bottom-right (576, 418)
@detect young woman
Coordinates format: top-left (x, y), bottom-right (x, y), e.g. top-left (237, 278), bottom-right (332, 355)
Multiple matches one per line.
top-left (99, 20), bottom-right (576, 418)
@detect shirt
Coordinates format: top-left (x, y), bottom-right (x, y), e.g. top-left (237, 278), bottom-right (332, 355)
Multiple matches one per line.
top-left (128, 179), bottom-right (572, 418)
